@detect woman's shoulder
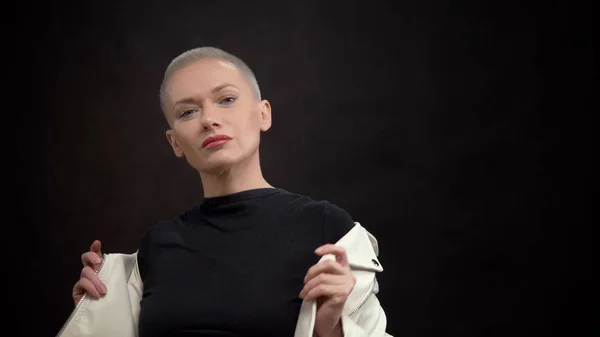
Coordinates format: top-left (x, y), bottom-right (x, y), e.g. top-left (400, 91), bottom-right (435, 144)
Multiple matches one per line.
top-left (281, 189), bottom-right (356, 243)
top-left (277, 189), bottom-right (351, 212)
top-left (136, 212), bottom-right (189, 247)
top-left (321, 200), bottom-right (356, 243)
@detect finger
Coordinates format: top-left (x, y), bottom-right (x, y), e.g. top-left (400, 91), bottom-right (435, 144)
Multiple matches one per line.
top-left (73, 277), bottom-right (101, 299)
top-left (315, 244), bottom-right (349, 267)
top-left (301, 284), bottom-right (350, 302)
top-left (304, 259), bottom-right (347, 282)
top-left (80, 266), bottom-right (107, 294)
top-left (299, 273), bottom-right (347, 298)
top-left (90, 240), bottom-right (102, 255)
top-left (81, 251), bottom-right (103, 269)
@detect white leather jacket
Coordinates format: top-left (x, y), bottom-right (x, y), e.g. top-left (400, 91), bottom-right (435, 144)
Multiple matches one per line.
top-left (57, 222), bottom-right (392, 337)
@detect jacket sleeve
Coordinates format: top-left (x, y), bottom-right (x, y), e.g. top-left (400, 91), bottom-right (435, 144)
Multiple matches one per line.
top-left (340, 281), bottom-right (393, 337)
top-left (340, 224), bottom-right (393, 337)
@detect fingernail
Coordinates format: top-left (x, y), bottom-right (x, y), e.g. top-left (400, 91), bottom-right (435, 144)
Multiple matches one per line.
top-left (315, 247), bottom-right (323, 253)
top-left (100, 284), bottom-right (107, 294)
top-left (95, 257), bottom-right (102, 264)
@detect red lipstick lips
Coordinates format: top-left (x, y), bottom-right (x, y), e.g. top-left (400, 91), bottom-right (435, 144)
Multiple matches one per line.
top-left (202, 134), bottom-right (232, 148)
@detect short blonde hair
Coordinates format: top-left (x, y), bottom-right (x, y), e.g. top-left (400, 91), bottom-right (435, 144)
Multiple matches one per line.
top-left (159, 46), bottom-right (261, 115)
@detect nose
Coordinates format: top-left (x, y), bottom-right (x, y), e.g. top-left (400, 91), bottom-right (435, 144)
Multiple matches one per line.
top-left (200, 107), bottom-right (221, 130)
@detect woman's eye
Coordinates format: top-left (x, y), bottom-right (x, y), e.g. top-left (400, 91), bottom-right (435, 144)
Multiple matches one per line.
top-left (220, 96), bottom-right (236, 104)
top-left (180, 109), bottom-right (195, 117)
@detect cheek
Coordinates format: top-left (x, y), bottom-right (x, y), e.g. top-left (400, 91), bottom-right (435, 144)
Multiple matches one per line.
top-left (233, 112), bottom-right (260, 141)
top-left (248, 109), bottom-right (264, 130)
top-left (243, 115), bottom-right (262, 142)
top-left (174, 128), bottom-right (198, 151)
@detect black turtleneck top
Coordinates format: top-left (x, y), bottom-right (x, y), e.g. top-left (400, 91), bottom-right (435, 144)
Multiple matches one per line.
top-left (136, 188), bottom-right (355, 337)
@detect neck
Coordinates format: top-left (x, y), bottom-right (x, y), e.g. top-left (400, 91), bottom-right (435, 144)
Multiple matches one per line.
top-left (199, 150), bottom-right (272, 198)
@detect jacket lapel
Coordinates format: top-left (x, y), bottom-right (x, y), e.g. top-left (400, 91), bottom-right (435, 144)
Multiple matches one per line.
top-left (58, 253), bottom-right (140, 337)
top-left (294, 222), bottom-right (384, 337)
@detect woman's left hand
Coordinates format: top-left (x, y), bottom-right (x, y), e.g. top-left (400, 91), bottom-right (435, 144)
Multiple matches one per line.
top-left (299, 244), bottom-right (356, 337)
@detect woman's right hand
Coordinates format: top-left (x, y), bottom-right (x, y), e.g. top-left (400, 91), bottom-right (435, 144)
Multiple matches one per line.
top-left (72, 240), bottom-right (107, 305)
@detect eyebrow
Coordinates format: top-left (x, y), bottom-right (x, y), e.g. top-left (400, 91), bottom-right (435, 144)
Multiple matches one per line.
top-left (173, 84), bottom-right (238, 107)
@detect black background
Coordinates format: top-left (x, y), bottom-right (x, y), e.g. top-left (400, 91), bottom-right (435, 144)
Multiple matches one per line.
top-left (7, 0), bottom-right (594, 336)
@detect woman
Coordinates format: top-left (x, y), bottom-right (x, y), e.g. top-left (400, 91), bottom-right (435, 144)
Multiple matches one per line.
top-left (60, 47), bottom-right (391, 337)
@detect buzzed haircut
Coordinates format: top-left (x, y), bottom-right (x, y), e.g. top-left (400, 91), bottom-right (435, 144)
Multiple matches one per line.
top-left (159, 46), bottom-right (262, 116)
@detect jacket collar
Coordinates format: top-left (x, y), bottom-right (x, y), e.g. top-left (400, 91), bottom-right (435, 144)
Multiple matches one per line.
top-left (294, 222), bottom-right (383, 337)
top-left (335, 222), bottom-right (384, 272)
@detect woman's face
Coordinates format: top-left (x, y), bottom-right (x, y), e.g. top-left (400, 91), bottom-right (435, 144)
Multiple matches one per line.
top-left (163, 58), bottom-right (271, 174)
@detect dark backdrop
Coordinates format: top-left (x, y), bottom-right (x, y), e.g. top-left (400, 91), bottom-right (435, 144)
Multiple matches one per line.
top-left (7, 1), bottom-right (593, 336)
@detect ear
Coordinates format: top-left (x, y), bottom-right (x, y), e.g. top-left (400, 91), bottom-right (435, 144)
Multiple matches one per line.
top-left (258, 100), bottom-right (272, 132)
top-left (165, 129), bottom-right (184, 157)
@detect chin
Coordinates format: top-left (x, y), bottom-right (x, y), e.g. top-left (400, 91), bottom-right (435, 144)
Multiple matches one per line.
top-left (194, 152), bottom-right (244, 174)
